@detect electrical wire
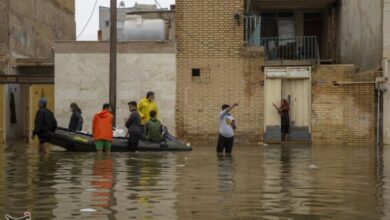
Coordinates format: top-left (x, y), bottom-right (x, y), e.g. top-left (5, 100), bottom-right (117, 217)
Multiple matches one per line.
top-left (77, 0), bottom-right (99, 39)
top-left (154, 0), bottom-right (163, 9)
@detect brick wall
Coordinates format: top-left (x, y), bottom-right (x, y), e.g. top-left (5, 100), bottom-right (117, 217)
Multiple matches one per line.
top-left (312, 65), bottom-right (377, 144)
top-left (176, 56), bottom-right (264, 142)
top-left (176, 0), bottom-right (264, 142)
top-left (176, 0), bottom-right (244, 58)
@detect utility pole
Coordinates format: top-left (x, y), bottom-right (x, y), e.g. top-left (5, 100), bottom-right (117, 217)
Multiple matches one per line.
top-left (109, 0), bottom-right (117, 126)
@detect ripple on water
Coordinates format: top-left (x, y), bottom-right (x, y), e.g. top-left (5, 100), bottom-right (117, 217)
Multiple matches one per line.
top-left (0, 144), bottom-right (389, 219)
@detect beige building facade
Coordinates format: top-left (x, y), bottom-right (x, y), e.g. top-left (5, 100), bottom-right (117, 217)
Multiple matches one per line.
top-left (55, 41), bottom-right (176, 134)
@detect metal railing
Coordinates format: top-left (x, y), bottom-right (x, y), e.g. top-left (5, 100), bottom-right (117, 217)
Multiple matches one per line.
top-left (244, 15), bottom-right (261, 47)
top-left (260, 36), bottom-right (319, 63)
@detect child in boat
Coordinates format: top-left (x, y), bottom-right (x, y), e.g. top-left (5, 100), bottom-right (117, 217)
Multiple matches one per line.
top-left (144, 110), bottom-right (164, 143)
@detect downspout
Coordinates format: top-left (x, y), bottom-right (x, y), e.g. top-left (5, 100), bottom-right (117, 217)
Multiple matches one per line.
top-left (381, 60), bottom-right (389, 144)
top-left (377, 87), bottom-right (381, 145)
top-left (376, 72), bottom-right (388, 145)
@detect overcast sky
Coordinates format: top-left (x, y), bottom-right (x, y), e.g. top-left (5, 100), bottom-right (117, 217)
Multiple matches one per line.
top-left (76, 0), bottom-right (175, 40)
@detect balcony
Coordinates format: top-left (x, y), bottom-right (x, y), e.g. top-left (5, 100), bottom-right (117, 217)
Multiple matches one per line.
top-left (261, 36), bottom-right (319, 65)
top-left (244, 15), bottom-right (320, 66)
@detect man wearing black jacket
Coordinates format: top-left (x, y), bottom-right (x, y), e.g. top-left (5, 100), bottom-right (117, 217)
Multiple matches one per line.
top-left (32, 98), bottom-right (57, 154)
top-left (125, 101), bottom-right (142, 152)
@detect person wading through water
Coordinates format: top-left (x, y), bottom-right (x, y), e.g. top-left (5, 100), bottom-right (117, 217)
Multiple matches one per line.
top-left (217, 103), bottom-right (238, 154)
top-left (125, 101), bottom-right (142, 151)
top-left (92, 104), bottom-right (114, 154)
top-left (32, 98), bottom-right (57, 154)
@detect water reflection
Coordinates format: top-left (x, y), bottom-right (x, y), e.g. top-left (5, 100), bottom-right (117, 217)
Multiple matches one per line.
top-left (217, 154), bottom-right (235, 192)
top-left (1, 144), bottom-right (58, 219)
top-left (217, 154), bottom-right (235, 217)
top-left (0, 143), bottom-right (389, 220)
top-left (120, 153), bottom-right (177, 219)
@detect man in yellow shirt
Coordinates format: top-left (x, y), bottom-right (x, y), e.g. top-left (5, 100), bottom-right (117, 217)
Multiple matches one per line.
top-left (138, 91), bottom-right (159, 126)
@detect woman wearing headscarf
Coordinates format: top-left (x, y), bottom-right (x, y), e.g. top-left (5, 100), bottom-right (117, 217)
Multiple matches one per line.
top-left (273, 99), bottom-right (290, 141)
top-left (68, 103), bottom-right (83, 131)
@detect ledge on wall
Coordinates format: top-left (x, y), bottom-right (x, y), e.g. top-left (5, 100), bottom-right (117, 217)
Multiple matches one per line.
top-left (240, 47), bottom-right (264, 58)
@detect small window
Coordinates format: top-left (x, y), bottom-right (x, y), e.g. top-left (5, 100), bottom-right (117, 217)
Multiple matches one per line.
top-left (192, 68), bottom-right (201, 77)
top-left (105, 20), bottom-right (110, 27)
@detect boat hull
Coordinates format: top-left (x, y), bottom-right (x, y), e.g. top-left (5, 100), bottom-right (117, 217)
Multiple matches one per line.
top-left (49, 127), bottom-right (192, 152)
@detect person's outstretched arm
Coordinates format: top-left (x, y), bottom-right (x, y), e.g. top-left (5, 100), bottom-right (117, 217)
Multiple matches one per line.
top-left (224, 103), bottom-right (239, 114)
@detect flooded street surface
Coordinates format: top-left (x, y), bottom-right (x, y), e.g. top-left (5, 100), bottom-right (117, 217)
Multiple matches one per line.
top-left (0, 143), bottom-right (390, 220)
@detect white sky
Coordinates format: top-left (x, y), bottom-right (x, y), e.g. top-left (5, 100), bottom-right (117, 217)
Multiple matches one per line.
top-left (76, 0), bottom-right (175, 40)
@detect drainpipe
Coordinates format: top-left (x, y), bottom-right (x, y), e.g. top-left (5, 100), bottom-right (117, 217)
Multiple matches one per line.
top-left (380, 59), bottom-right (389, 145)
top-left (376, 75), bottom-right (388, 145)
top-left (377, 87), bottom-right (381, 145)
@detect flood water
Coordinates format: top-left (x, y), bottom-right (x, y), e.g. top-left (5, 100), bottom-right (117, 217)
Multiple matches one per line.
top-left (0, 143), bottom-right (389, 220)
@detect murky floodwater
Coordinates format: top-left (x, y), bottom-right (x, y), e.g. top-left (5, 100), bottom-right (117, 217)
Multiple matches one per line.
top-left (0, 143), bottom-right (389, 220)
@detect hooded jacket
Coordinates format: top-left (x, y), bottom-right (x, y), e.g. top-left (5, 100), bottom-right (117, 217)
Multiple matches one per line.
top-left (92, 110), bottom-right (113, 141)
top-left (137, 98), bottom-right (159, 125)
top-left (33, 108), bottom-right (57, 136)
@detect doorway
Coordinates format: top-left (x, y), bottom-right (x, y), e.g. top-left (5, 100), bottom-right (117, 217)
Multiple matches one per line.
top-left (304, 13), bottom-right (322, 56)
top-left (264, 67), bottom-right (311, 143)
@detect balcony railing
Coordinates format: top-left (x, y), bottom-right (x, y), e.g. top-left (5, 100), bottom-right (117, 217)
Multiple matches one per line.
top-left (260, 36), bottom-right (319, 63)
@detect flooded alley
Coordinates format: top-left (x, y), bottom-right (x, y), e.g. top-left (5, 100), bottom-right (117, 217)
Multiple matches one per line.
top-left (0, 143), bottom-right (389, 220)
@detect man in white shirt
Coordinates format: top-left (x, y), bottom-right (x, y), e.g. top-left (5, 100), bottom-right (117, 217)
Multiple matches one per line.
top-left (217, 103), bottom-right (238, 154)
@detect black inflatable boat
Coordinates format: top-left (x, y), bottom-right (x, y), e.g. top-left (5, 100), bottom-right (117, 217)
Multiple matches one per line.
top-left (49, 127), bottom-right (192, 152)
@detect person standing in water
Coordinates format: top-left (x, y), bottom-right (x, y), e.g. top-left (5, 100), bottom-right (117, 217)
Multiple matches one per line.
top-left (68, 103), bottom-right (83, 131)
top-left (217, 103), bottom-right (238, 154)
top-left (125, 101), bottom-right (143, 151)
top-left (92, 104), bottom-right (114, 154)
top-left (32, 98), bottom-right (57, 154)
top-left (273, 99), bottom-right (290, 141)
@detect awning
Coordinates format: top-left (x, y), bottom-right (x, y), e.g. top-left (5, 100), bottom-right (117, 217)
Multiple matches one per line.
top-left (0, 74), bottom-right (54, 84)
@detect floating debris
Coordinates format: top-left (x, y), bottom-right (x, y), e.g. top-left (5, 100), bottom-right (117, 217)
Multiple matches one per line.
top-left (85, 189), bottom-right (97, 192)
top-left (80, 208), bottom-right (97, 212)
top-left (309, 164), bottom-right (319, 169)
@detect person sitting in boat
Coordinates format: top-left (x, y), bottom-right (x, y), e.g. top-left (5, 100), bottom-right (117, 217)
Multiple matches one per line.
top-left (68, 102), bottom-right (83, 131)
top-left (125, 101), bottom-right (142, 151)
top-left (138, 91), bottom-right (159, 133)
top-left (92, 103), bottom-right (113, 154)
top-left (144, 110), bottom-right (164, 143)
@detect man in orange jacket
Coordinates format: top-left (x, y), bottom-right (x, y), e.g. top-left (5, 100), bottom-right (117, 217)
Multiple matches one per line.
top-left (92, 103), bottom-right (113, 154)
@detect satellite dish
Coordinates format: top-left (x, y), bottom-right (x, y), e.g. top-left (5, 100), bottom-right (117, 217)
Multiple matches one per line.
top-left (119, 1), bottom-right (125, 8)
